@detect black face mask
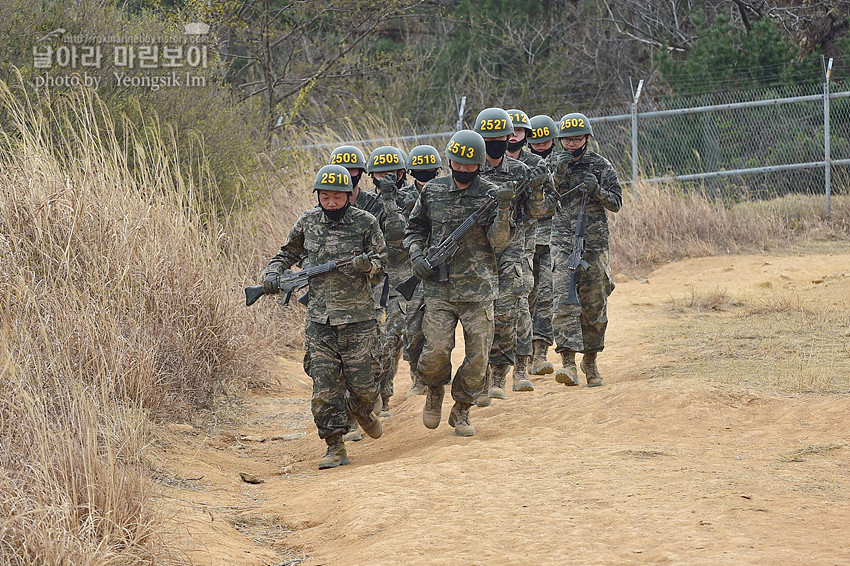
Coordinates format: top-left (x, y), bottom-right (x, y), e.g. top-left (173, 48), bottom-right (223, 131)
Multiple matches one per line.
top-left (319, 199), bottom-right (349, 222)
top-left (485, 139), bottom-right (508, 160)
top-left (531, 145), bottom-right (554, 159)
top-left (350, 171), bottom-right (362, 189)
top-left (411, 169), bottom-right (438, 183)
top-left (507, 138), bottom-right (526, 152)
top-left (396, 173), bottom-right (406, 190)
top-left (570, 145), bottom-right (587, 158)
top-left (451, 169), bottom-right (478, 185)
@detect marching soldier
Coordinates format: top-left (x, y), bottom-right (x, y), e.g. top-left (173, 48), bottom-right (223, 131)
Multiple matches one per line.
top-left (365, 146), bottom-right (411, 416)
top-left (549, 113), bottom-right (622, 387)
top-left (261, 164), bottom-right (387, 469)
top-left (401, 144), bottom-right (443, 399)
top-left (404, 130), bottom-right (513, 436)
top-left (505, 108), bottom-right (556, 391)
top-left (471, 107), bottom-right (549, 405)
top-left (526, 114), bottom-right (560, 374)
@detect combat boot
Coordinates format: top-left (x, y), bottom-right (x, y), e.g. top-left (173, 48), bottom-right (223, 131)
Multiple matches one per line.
top-left (351, 406), bottom-right (383, 439)
top-left (512, 356), bottom-right (535, 392)
top-left (475, 365), bottom-right (493, 407)
top-left (317, 434), bottom-right (349, 470)
top-left (343, 417), bottom-right (362, 442)
top-left (488, 364), bottom-right (509, 399)
top-left (448, 403), bottom-right (475, 437)
top-left (554, 351), bottom-right (579, 386)
top-left (380, 395), bottom-right (392, 418)
top-left (406, 372), bottom-right (427, 399)
top-left (580, 352), bottom-right (605, 387)
top-left (531, 339), bottom-right (554, 375)
top-left (423, 385), bottom-right (444, 429)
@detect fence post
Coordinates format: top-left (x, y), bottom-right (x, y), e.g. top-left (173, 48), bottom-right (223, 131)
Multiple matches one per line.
top-left (456, 96), bottom-right (467, 132)
top-left (631, 79), bottom-right (644, 199)
top-left (824, 58), bottom-right (833, 216)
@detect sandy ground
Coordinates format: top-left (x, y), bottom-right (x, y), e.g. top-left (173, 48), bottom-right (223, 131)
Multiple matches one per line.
top-left (155, 248), bottom-right (850, 566)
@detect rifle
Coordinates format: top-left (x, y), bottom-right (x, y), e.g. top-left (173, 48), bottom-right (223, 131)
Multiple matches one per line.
top-left (552, 181), bottom-right (585, 203)
top-left (395, 193), bottom-right (501, 301)
top-left (565, 186), bottom-right (590, 306)
top-left (245, 252), bottom-right (376, 307)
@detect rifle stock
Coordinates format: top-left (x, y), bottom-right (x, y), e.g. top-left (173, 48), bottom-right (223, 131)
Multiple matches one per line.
top-left (245, 285), bottom-right (265, 307)
top-left (396, 274), bottom-right (419, 301)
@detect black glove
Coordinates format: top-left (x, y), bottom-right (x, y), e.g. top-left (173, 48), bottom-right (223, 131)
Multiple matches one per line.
top-left (495, 181), bottom-right (515, 209)
top-left (263, 272), bottom-right (280, 294)
top-left (411, 254), bottom-right (435, 280)
top-left (583, 172), bottom-right (599, 196)
top-left (379, 173), bottom-right (398, 200)
top-left (351, 252), bottom-right (372, 273)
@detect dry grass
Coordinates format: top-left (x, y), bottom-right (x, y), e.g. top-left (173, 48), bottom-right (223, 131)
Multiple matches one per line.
top-left (779, 442), bottom-right (848, 463)
top-left (656, 283), bottom-right (850, 394)
top-left (670, 286), bottom-right (742, 312)
top-left (611, 181), bottom-right (850, 275)
top-left (0, 78), bottom-right (278, 564)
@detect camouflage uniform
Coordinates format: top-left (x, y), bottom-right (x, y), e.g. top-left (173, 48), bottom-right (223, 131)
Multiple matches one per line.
top-left (353, 187), bottom-right (406, 401)
top-left (265, 205), bottom-right (388, 440)
top-left (480, 156), bottom-right (550, 367)
top-left (549, 150), bottom-right (622, 353)
top-left (399, 185), bottom-right (426, 386)
top-left (513, 150), bottom-right (555, 359)
top-left (530, 153), bottom-right (556, 346)
top-left (374, 183), bottom-right (417, 404)
top-left (403, 175), bottom-right (511, 405)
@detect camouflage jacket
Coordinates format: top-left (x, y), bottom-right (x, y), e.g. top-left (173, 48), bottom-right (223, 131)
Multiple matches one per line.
top-left (354, 185), bottom-right (407, 303)
top-left (480, 155), bottom-right (545, 265)
top-left (265, 205), bottom-right (387, 325)
top-left (404, 175), bottom-right (511, 303)
top-left (549, 150), bottom-right (623, 251)
top-left (354, 187), bottom-right (406, 246)
top-left (376, 183), bottom-right (417, 293)
top-left (515, 148), bottom-right (556, 248)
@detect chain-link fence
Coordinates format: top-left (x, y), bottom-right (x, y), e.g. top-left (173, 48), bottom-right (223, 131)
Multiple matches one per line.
top-left (298, 73), bottom-right (850, 212)
top-left (590, 79), bottom-right (850, 212)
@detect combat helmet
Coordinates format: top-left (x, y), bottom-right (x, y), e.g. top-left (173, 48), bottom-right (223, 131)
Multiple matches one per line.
top-left (528, 115), bottom-right (558, 143)
top-left (313, 164), bottom-right (353, 193)
top-left (557, 113), bottom-right (593, 138)
top-left (367, 146), bottom-right (406, 173)
top-left (506, 109), bottom-right (531, 132)
top-left (445, 130), bottom-right (486, 166)
top-left (408, 144), bottom-right (443, 170)
top-left (473, 107), bottom-right (514, 138)
top-left (329, 145), bottom-right (367, 169)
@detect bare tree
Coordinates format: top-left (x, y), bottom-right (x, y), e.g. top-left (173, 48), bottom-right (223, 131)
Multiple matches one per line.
top-left (601, 0), bottom-right (850, 56)
top-left (209, 0), bottom-right (428, 133)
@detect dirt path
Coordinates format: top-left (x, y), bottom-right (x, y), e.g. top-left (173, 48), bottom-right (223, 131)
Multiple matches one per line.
top-left (157, 249), bottom-right (850, 566)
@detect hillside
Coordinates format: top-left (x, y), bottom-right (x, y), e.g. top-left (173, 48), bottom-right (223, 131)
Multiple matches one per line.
top-left (155, 247), bottom-right (850, 565)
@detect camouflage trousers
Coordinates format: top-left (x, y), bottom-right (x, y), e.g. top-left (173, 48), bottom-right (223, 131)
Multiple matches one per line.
top-left (378, 294), bottom-right (407, 400)
top-left (551, 248), bottom-right (615, 354)
top-left (515, 256), bottom-right (535, 357)
top-left (489, 260), bottom-right (525, 367)
top-left (418, 297), bottom-right (494, 405)
top-left (402, 285), bottom-right (425, 383)
top-left (530, 244), bottom-right (554, 345)
top-left (304, 319), bottom-right (380, 440)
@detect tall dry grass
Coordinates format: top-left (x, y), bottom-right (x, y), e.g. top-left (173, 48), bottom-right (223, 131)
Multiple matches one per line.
top-left (0, 78), bottom-right (276, 564)
top-left (610, 181), bottom-right (850, 274)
